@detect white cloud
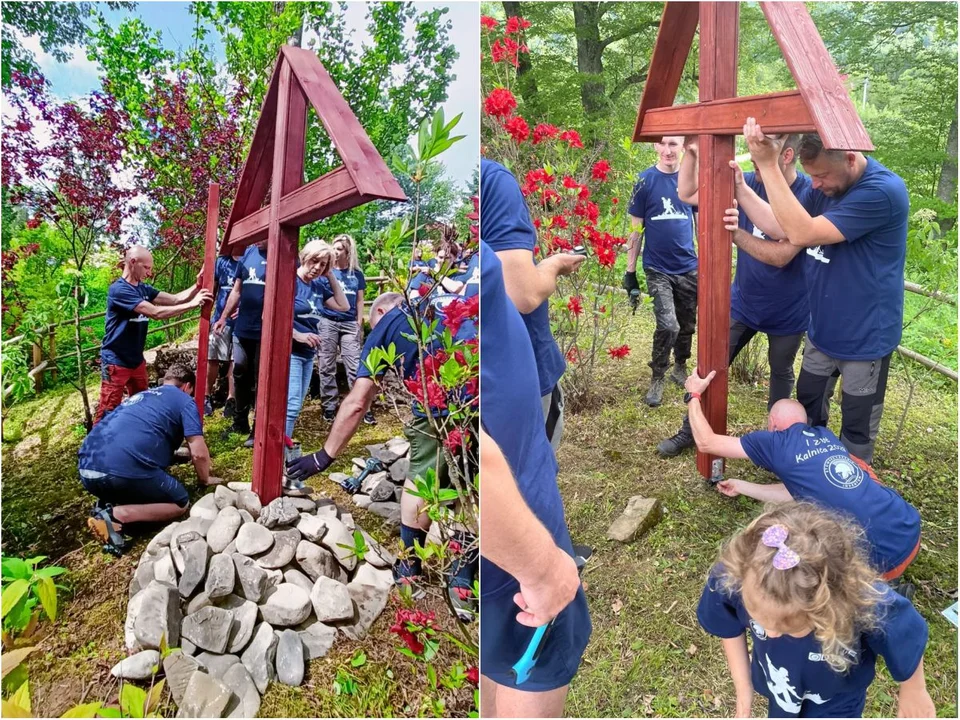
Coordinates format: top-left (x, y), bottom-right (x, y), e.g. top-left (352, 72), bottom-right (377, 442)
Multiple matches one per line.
top-left (16, 32), bottom-right (102, 98)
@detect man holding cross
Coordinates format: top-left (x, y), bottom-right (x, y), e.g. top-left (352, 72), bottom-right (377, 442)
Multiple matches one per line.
top-left (729, 119), bottom-right (908, 464)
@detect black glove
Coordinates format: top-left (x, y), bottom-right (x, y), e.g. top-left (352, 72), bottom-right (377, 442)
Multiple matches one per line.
top-left (622, 270), bottom-right (640, 293)
top-left (286, 449), bottom-right (334, 481)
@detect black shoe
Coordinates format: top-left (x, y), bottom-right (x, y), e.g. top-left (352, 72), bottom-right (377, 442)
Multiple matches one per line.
top-left (223, 397), bottom-right (236, 419)
top-left (323, 408), bottom-right (337, 422)
top-left (362, 411), bottom-right (377, 425)
top-left (645, 376), bottom-right (667, 407)
top-left (657, 426), bottom-right (695, 457)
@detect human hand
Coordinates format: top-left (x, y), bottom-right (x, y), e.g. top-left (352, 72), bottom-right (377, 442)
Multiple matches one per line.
top-left (195, 269), bottom-right (204, 289)
top-left (212, 318), bottom-right (226, 335)
top-left (716, 479), bottom-right (742, 498)
top-left (685, 369), bottom-right (716, 395)
top-left (683, 137), bottom-right (698, 156)
top-left (545, 252), bottom-right (586, 277)
top-left (724, 201), bottom-right (740, 233)
top-left (897, 685), bottom-right (935, 718)
top-left (194, 289), bottom-right (214, 307)
top-left (514, 545), bottom-right (580, 627)
top-left (728, 160), bottom-right (745, 188)
top-left (293, 331), bottom-right (322, 349)
top-left (286, 448), bottom-right (333, 482)
top-left (743, 117), bottom-right (784, 167)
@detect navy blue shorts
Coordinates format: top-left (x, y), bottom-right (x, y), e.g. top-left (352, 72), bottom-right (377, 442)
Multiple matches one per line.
top-left (480, 525), bottom-right (592, 692)
top-left (79, 468), bottom-right (189, 508)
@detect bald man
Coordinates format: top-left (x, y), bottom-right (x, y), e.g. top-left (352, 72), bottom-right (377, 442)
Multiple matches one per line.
top-left (95, 246), bottom-right (212, 424)
top-left (684, 370), bottom-right (921, 583)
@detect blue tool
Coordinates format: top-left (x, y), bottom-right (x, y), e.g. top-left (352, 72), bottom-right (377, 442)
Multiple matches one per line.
top-left (511, 545), bottom-right (592, 685)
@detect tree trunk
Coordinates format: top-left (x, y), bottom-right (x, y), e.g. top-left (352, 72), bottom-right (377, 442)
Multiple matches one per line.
top-left (74, 283), bottom-right (93, 430)
top-left (502, 1), bottom-right (541, 118)
top-left (937, 114), bottom-right (957, 205)
top-left (572, 2), bottom-right (607, 125)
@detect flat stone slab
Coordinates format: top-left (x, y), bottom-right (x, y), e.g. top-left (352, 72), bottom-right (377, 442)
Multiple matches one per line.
top-left (162, 651), bottom-right (201, 706)
top-left (235, 523), bottom-right (274, 556)
top-left (309, 576), bottom-right (353, 622)
top-left (258, 583), bottom-right (311, 627)
top-left (254, 528), bottom-right (300, 569)
top-left (607, 495), bottom-right (663, 543)
top-left (207, 506), bottom-right (243, 553)
top-left (276, 629), bottom-right (304, 686)
top-left (110, 650), bottom-right (160, 680)
top-left (178, 670), bottom-right (233, 718)
top-left (241, 622), bottom-right (277, 694)
top-left (181, 605), bottom-right (234, 653)
top-left (297, 620), bottom-right (337, 660)
top-left (222, 663), bottom-right (261, 718)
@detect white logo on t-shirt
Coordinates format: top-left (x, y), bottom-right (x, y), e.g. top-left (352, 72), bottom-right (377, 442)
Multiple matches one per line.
top-left (244, 266), bottom-right (266, 285)
top-left (649, 197), bottom-right (688, 221)
top-left (761, 654), bottom-right (828, 714)
top-left (822, 455), bottom-right (864, 490)
top-left (749, 619), bottom-right (768, 640)
top-left (806, 246), bottom-right (831, 264)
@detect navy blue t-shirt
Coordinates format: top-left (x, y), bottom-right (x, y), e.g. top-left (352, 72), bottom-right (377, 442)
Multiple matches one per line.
top-left (101, 278), bottom-right (161, 368)
top-left (292, 277), bottom-right (334, 358)
top-left (731, 172), bottom-right (812, 335)
top-left (800, 158), bottom-right (908, 360)
top-left (78, 384), bottom-right (203, 479)
top-left (212, 256), bottom-right (240, 326)
top-left (480, 158), bottom-right (565, 397)
top-left (233, 245), bottom-right (268, 340)
top-left (318, 268), bottom-right (366, 323)
top-left (740, 423), bottom-right (920, 573)
top-left (628, 165), bottom-right (698, 275)
top-left (458, 252), bottom-right (480, 298)
top-left (698, 571), bottom-right (927, 718)
top-left (410, 257), bottom-right (435, 273)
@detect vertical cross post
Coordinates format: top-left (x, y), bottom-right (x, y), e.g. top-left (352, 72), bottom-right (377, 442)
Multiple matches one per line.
top-left (251, 63), bottom-right (307, 503)
top-left (695, 2), bottom-right (739, 480)
top-left (195, 183), bottom-right (220, 423)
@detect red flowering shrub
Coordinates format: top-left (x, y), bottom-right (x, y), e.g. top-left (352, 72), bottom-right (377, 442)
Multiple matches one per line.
top-left (483, 87), bottom-right (518, 118)
top-left (608, 344), bottom-right (631, 359)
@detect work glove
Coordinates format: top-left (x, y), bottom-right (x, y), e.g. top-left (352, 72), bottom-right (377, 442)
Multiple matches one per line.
top-left (285, 448), bottom-right (333, 482)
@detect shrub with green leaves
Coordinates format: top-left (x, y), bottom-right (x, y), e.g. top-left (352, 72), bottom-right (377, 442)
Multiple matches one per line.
top-left (1, 555), bottom-right (67, 644)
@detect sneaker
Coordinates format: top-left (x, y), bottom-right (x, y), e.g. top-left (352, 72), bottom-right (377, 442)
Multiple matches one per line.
top-left (362, 411), bottom-right (377, 425)
top-left (392, 560), bottom-right (426, 600)
top-left (87, 507), bottom-right (126, 555)
top-left (323, 408), bottom-right (337, 422)
top-left (203, 395), bottom-right (214, 417)
top-left (223, 397), bottom-right (236, 419)
top-left (657, 425), bottom-right (695, 457)
top-left (669, 362), bottom-right (688, 387)
top-left (645, 376), bottom-right (667, 407)
top-left (447, 584), bottom-right (478, 623)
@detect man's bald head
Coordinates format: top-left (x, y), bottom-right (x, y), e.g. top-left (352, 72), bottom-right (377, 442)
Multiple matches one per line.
top-left (767, 399), bottom-right (808, 431)
top-left (369, 292), bottom-right (403, 329)
top-left (124, 245), bottom-right (154, 282)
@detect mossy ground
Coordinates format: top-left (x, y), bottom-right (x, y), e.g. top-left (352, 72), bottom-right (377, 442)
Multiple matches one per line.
top-left (559, 306), bottom-right (957, 718)
top-left (2, 381), bottom-right (475, 717)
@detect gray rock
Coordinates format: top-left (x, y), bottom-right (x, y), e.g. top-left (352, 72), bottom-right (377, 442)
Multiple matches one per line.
top-left (394, 485), bottom-right (404, 502)
top-left (360, 471), bottom-right (388, 494)
top-left (185, 591), bottom-right (213, 616)
top-left (195, 651), bottom-right (240, 680)
top-left (364, 443), bottom-right (386, 457)
top-left (189, 492), bottom-right (220, 521)
top-left (110, 649), bottom-right (160, 680)
top-left (367, 501), bottom-right (401, 526)
top-left (316, 516), bottom-right (358, 571)
top-left (296, 540), bottom-right (341, 582)
top-left (133, 581), bottom-right (181, 649)
top-left (146, 522), bottom-right (179, 555)
top-left (315, 503), bottom-right (340, 519)
top-left (207, 506), bottom-right (243, 553)
top-left (205, 553), bottom-right (236, 598)
top-left (177, 535), bottom-right (211, 598)
top-left (275, 629), bottom-right (304, 686)
top-left (178, 670), bottom-right (233, 718)
top-left (219, 594), bottom-right (258, 653)
top-left (233, 555), bottom-right (268, 604)
top-left (351, 562), bottom-right (393, 592)
top-left (171, 530), bottom-right (202, 572)
top-left (329, 472), bottom-right (353, 488)
top-left (360, 530), bottom-right (394, 569)
top-left (367, 478), bottom-right (395, 503)
top-left (309, 576), bottom-right (353, 622)
top-left (254, 528), bottom-right (300, 569)
top-left (389, 458), bottom-right (410, 483)
top-left (222, 663), bottom-right (261, 718)
top-left (180, 638), bottom-right (198, 655)
top-left (371, 447), bottom-right (401, 466)
top-left (235, 523), bottom-right (274, 555)
top-left (181, 605), bottom-right (233, 653)
top-left (606, 495), bottom-right (663, 543)
top-left (162, 651), bottom-right (201, 706)
top-left (288, 497), bottom-right (316, 513)
top-left (297, 620), bottom-right (337, 660)
top-left (264, 567), bottom-right (283, 588)
top-left (352, 494), bottom-right (372, 509)
top-left (237, 490), bottom-right (262, 519)
top-left (227, 481), bottom-right (252, 492)
top-left (258, 583), bottom-right (311, 627)
top-left (257, 497), bottom-right (301, 528)
top-left (240, 622), bottom-right (277, 694)
top-left (296, 513), bottom-right (328, 542)
top-left (385, 437), bottom-right (410, 456)
top-left (214, 485), bottom-right (238, 509)
top-left (339, 578), bottom-right (390, 640)
top-left (152, 548), bottom-right (177, 587)
top-left (352, 457), bottom-right (367, 471)
top-left (223, 540), bottom-right (238, 555)
top-left (340, 513), bottom-right (355, 531)
top-left (171, 517), bottom-right (212, 545)
top-left (282, 567), bottom-right (314, 594)
top-left (131, 557), bottom-right (157, 597)
top-left (237, 510), bottom-right (254, 525)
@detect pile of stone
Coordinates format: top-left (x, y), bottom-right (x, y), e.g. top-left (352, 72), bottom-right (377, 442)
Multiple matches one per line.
top-left (116, 485), bottom-right (396, 718)
top-left (330, 436), bottom-right (411, 528)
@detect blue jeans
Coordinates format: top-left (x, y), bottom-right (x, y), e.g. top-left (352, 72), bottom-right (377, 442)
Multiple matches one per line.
top-left (286, 353), bottom-right (314, 437)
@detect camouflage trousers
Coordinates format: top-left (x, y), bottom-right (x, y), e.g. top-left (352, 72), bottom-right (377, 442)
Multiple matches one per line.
top-left (644, 269), bottom-right (698, 378)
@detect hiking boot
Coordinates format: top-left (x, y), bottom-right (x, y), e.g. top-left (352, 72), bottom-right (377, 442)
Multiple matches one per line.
top-left (669, 362), bottom-right (688, 387)
top-left (645, 376), bottom-right (667, 407)
top-left (622, 270), bottom-right (640, 293)
top-left (447, 584), bottom-right (478, 623)
top-left (87, 506), bottom-right (126, 555)
top-left (890, 576), bottom-right (917, 602)
top-left (392, 560), bottom-right (426, 600)
top-left (223, 397), bottom-right (236, 419)
top-left (323, 407), bottom-right (337, 422)
top-left (657, 424), bottom-right (695, 457)
top-left (362, 411), bottom-right (377, 425)
top-left (203, 395), bottom-right (214, 417)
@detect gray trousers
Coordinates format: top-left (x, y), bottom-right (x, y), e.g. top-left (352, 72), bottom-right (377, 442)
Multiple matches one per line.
top-left (317, 317), bottom-right (362, 412)
top-left (645, 269), bottom-right (698, 377)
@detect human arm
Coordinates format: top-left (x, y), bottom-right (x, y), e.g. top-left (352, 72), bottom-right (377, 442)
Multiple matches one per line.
top-left (721, 634), bottom-right (753, 718)
top-left (896, 659), bottom-right (935, 718)
top-left (212, 279), bottom-right (241, 333)
top-left (134, 290), bottom-right (212, 320)
top-left (153, 270), bottom-right (205, 305)
top-left (496, 248), bottom-right (584, 314)
top-left (684, 370), bottom-right (749, 459)
top-left (292, 330), bottom-right (321, 349)
top-left (625, 215), bottom-right (644, 274)
top-left (716, 479), bottom-right (793, 503)
top-left (356, 289), bottom-right (365, 340)
top-left (725, 203), bottom-right (803, 268)
top-left (185, 435), bottom-right (211, 484)
top-left (322, 270), bottom-right (350, 312)
top-left (678, 139), bottom-right (699, 205)
top-left (480, 426), bottom-right (581, 626)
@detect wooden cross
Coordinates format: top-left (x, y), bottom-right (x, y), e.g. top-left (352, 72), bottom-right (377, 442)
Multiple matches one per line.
top-left (196, 46), bottom-right (406, 503)
top-left (633, 2), bottom-right (873, 480)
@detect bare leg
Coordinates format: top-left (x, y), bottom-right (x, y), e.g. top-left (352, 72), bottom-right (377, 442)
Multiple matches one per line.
top-left (227, 360), bottom-right (235, 399)
top-left (482, 677), bottom-right (570, 718)
top-left (400, 478), bottom-right (431, 531)
top-left (206, 360), bottom-right (220, 396)
top-left (112, 503), bottom-right (188, 525)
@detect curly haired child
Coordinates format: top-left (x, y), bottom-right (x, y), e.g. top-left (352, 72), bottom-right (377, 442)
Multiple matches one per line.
top-left (698, 502), bottom-right (935, 718)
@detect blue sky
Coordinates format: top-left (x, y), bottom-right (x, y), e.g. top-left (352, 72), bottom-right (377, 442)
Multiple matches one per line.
top-left (16, 0), bottom-right (479, 188)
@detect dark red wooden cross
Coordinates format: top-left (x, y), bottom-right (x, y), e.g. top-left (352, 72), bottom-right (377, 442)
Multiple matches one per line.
top-left (196, 46), bottom-right (406, 503)
top-left (633, 2), bottom-right (873, 480)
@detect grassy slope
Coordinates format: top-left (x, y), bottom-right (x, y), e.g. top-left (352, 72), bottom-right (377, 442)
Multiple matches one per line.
top-left (1, 382), bottom-right (474, 717)
top-left (560, 306), bottom-right (958, 718)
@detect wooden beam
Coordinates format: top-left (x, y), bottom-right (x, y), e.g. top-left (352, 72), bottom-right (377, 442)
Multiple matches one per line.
top-left (222, 166), bottom-right (363, 249)
top-left (251, 60), bottom-right (306, 504)
top-left (695, 1), bottom-right (739, 481)
top-left (195, 183), bottom-right (219, 423)
top-left (632, 1), bottom-right (700, 142)
top-left (761, 2), bottom-right (873, 151)
top-left (637, 89), bottom-right (816, 140)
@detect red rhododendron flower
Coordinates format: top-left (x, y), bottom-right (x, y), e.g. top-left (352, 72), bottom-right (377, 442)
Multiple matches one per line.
top-left (504, 115), bottom-right (529, 143)
top-left (480, 16), bottom-right (498, 30)
top-left (611, 197), bottom-right (619, 204)
top-left (448, 540), bottom-right (462, 554)
top-left (567, 295), bottom-right (583, 315)
top-left (404, 374), bottom-right (447, 410)
top-left (490, 39), bottom-right (507, 63)
top-left (562, 175), bottom-right (579, 190)
top-left (443, 295), bottom-right (480, 337)
top-left (532, 217), bottom-right (541, 229)
top-left (592, 159), bottom-right (611, 181)
top-left (467, 666), bottom-right (480, 685)
top-left (532, 123), bottom-right (559, 144)
top-left (559, 129), bottom-right (584, 148)
top-left (484, 88), bottom-right (517, 118)
top-left (25, 217), bottom-right (41, 229)
top-left (608, 345), bottom-right (631, 359)
top-left (505, 16), bottom-right (531, 34)
top-left (578, 185), bottom-right (591, 201)
top-left (417, 282), bottom-right (432, 297)
top-left (444, 427), bottom-right (471, 452)
top-left (389, 607), bottom-right (437, 656)
top-left (566, 346), bottom-right (581, 364)
top-left (550, 215), bottom-right (568, 229)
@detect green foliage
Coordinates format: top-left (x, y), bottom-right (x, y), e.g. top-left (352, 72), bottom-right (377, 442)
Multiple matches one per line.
top-left (1, 556), bottom-right (67, 642)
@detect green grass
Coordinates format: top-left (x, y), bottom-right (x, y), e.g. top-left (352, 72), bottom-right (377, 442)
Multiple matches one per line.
top-left (560, 303), bottom-right (958, 718)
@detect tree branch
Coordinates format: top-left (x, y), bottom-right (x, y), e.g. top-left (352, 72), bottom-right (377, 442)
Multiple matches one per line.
top-left (600, 22), bottom-right (659, 50)
top-left (609, 66), bottom-right (649, 101)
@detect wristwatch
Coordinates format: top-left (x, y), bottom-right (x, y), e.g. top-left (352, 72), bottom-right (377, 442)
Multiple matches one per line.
top-left (683, 391), bottom-right (701, 404)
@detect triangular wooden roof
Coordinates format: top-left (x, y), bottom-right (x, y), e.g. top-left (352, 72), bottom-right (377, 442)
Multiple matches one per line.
top-left (633, 2), bottom-right (874, 151)
top-left (220, 45), bottom-right (407, 253)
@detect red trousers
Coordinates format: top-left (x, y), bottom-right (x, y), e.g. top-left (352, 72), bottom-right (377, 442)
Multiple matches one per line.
top-left (94, 361), bottom-right (149, 424)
